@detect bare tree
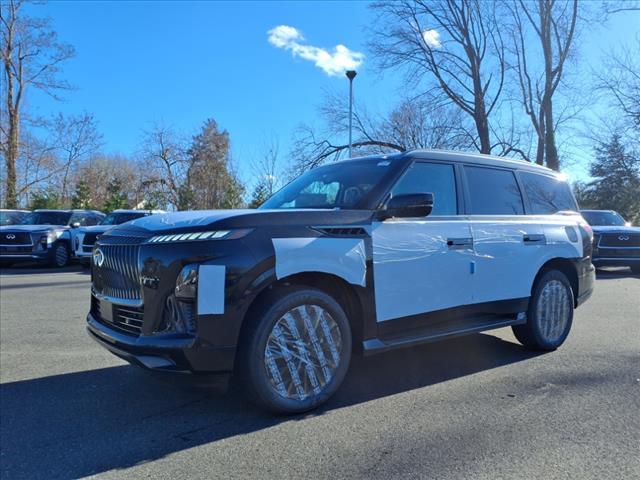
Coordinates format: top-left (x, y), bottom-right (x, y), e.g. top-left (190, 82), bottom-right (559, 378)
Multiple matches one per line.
top-left (595, 40), bottom-right (640, 130)
top-left (138, 124), bottom-right (188, 210)
top-left (290, 93), bottom-right (473, 174)
top-left (251, 136), bottom-right (281, 196)
top-left (369, 0), bottom-right (506, 154)
top-left (50, 112), bottom-right (103, 202)
top-left (0, 0), bottom-right (75, 207)
top-left (507, 0), bottom-right (579, 170)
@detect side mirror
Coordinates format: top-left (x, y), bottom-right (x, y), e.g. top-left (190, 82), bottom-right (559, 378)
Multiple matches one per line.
top-left (378, 193), bottom-right (434, 220)
top-left (71, 222), bottom-right (81, 228)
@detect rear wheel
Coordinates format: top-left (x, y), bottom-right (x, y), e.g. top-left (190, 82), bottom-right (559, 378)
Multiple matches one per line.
top-left (512, 270), bottom-right (574, 351)
top-left (50, 243), bottom-right (70, 268)
top-left (239, 287), bottom-right (352, 414)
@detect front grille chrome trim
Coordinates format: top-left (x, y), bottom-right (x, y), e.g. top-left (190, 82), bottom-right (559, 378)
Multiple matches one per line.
top-left (92, 289), bottom-right (143, 308)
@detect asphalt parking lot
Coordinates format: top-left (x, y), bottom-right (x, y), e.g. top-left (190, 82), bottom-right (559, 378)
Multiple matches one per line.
top-left (0, 265), bottom-right (638, 479)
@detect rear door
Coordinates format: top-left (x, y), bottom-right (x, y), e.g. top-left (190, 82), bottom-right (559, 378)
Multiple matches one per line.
top-left (463, 165), bottom-right (544, 303)
top-left (372, 161), bottom-right (474, 322)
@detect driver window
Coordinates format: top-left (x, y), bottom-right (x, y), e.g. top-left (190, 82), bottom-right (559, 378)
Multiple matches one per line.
top-left (391, 162), bottom-right (458, 216)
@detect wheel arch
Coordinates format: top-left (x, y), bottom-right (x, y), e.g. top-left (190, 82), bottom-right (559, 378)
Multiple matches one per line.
top-left (533, 258), bottom-right (579, 307)
top-left (236, 271), bottom-right (365, 368)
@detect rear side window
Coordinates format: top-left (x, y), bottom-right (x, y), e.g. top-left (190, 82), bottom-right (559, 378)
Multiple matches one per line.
top-left (464, 166), bottom-right (524, 215)
top-left (391, 162), bottom-right (457, 215)
top-left (520, 172), bottom-right (577, 214)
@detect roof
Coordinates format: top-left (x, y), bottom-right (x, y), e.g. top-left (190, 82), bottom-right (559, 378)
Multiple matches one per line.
top-left (403, 149), bottom-right (558, 175)
top-left (33, 209), bottom-right (104, 214)
top-left (112, 209), bottom-right (165, 214)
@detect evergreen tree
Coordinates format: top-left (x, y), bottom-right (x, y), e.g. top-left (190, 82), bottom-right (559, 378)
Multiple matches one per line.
top-left (103, 178), bottom-right (129, 212)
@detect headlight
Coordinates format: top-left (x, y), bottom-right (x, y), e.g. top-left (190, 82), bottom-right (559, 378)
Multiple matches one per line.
top-left (46, 229), bottom-right (64, 244)
top-left (147, 229), bottom-right (252, 243)
top-left (175, 264), bottom-right (198, 300)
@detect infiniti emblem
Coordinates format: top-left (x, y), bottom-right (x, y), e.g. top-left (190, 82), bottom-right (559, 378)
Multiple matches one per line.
top-left (93, 248), bottom-right (105, 267)
top-left (618, 235), bottom-right (630, 241)
top-left (6, 234), bottom-right (15, 240)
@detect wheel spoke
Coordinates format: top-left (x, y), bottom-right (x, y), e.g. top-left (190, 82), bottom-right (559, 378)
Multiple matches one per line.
top-left (264, 304), bottom-right (342, 401)
top-left (537, 280), bottom-right (571, 343)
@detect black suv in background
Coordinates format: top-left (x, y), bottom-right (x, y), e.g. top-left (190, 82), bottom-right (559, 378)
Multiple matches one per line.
top-left (581, 209), bottom-right (640, 274)
top-left (0, 209), bottom-right (104, 267)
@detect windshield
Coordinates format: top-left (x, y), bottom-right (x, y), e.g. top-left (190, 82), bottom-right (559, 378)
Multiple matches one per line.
top-left (0, 211), bottom-right (28, 226)
top-left (20, 211), bottom-right (72, 226)
top-left (100, 212), bottom-right (146, 225)
top-left (260, 158), bottom-right (394, 210)
top-left (581, 211), bottom-right (626, 226)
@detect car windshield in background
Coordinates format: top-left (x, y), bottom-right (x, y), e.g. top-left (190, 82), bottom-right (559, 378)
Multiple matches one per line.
top-left (0, 211), bottom-right (27, 226)
top-left (100, 212), bottom-right (146, 225)
top-left (20, 211), bottom-right (72, 226)
top-left (260, 158), bottom-right (394, 210)
top-left (581, 211), bottom-right (626, 226)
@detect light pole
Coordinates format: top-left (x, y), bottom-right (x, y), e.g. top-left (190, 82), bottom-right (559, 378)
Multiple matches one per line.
top-left (346, 70), bottom-right (357, 158)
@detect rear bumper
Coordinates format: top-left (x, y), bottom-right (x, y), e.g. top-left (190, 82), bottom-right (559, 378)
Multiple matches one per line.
top-left (576, 261), bottom-right (596, 307)
top-left (86, 312), bottom-right (236, 373)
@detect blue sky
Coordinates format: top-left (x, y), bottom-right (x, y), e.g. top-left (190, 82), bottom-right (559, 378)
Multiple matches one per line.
top-left (27, 1), bottom-right (640, 186)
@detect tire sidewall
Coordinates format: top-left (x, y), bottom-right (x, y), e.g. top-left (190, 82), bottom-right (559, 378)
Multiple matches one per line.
top-left (528, 270), bottom-right (574, 350)
top-left (246, 288), bottom-right (352, 414)
top-left (51, 242), bottom-right (69, 268)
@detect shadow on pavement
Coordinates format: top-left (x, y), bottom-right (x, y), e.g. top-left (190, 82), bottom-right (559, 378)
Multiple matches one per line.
top-left (0, 333), bottom-right (541, 479)
top-left (0, 263), bottom-right (89, 276)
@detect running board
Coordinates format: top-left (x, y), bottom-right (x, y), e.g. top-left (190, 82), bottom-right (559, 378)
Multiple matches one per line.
top-left (362, 315), bottom-right (527, 355)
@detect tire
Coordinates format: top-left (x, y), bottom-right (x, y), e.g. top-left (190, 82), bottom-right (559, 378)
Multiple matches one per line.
top-left (50, 242), bottom-right (70, 268)
top-left (238, 287), bottom-right (352, 414)
top-left (512, 269), bottom-right (574, 351)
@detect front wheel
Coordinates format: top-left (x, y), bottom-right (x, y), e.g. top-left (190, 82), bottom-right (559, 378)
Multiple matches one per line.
top-left (50, 243), bottom-right (70, 268)
top-left (239, 287), bottom-right (352, 414)
top-left (512, 270), bottom-right (574, 351)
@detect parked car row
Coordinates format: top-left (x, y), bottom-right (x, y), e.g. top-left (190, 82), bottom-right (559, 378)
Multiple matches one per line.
top-left (0, 209), bottom-right (162, 268)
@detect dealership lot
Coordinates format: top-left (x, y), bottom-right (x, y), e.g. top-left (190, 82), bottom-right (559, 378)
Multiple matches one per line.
top-left (0, 266), bottom-right (638, 479)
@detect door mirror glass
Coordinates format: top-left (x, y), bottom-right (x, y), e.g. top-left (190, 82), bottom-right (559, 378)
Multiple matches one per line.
top-left (71, 222), bottom-right (81, 228)
top-left (379, 193), bottom-right (434, 220)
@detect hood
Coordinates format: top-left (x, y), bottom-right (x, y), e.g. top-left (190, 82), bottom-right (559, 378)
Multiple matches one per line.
top-left (78, 225), bottom-right (113, 234)
top-left (591, 225), bottom-right (640, 234)
top-left (124, 208), bottom-right (374, 233)
top-left (0, 224), bottom-right (67, 234)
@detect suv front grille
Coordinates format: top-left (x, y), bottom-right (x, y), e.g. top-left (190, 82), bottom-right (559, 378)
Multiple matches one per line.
top-left (92, 244), bottom-right (142, 301)
top-left (599, 233), bottom-right (640, 248)
top-left (1, 232), bottom-right (32, 245)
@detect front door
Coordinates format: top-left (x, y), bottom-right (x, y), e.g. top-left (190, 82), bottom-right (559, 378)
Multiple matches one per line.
top-left (371, 161), bottom-right (474, 322)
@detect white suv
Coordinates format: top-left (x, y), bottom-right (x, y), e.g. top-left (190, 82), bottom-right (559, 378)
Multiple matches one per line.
top-left (87, 150), bottom-right (595, 413)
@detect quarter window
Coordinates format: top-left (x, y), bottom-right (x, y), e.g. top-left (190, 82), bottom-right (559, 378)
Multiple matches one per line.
top-left (464, 166), bottom-right (524, 215)
top-left (391, 162), bottom-right (457, 215)
top-left (520, 172), bottom-right (577, 214)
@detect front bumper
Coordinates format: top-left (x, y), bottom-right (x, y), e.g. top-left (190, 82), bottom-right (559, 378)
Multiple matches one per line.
top-left (87, 312), bottom-right (236, 373)
top-left (0, 249), bottom-right (54, 262)
top-left (592, 257), bottom-right (640, 268)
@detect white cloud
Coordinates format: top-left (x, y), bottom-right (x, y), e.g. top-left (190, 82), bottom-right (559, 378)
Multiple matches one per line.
top-left (422, 29), bottom-right (441, 48)
top-left (268, 25), bottom-right (364, 77)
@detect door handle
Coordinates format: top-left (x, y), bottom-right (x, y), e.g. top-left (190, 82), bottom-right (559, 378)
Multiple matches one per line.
top-left (523, 234), bottom-right (546, 244)
top-left (447, 237), bottom-right (473, 249)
